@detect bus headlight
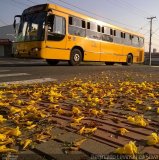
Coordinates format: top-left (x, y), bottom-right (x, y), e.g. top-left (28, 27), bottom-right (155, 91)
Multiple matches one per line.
top-left (32, 47), bottom-right (41, 52)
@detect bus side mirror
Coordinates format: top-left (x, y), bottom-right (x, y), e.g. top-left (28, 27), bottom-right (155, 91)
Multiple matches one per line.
top-left (13, 19), bottom-right (16, 29)
top-left (13, 15), bottom-right (21, 31)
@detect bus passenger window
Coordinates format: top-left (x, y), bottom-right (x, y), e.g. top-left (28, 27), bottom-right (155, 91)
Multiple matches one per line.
top-left (69, 17), bottom-right (73, 25)
top-left (110, 29), bottom-right (113, 35)
top-left (47, 15), bottom-right (66, 41)
top-left (68, 17), bottom-right (86, 37)
top-left (87, 22), bottom-right (90, 29)
top-left (102, 27), bottom-right (104, 33)
top-left (82, 20), bottom-right (86, 28)
top-left (97, 25), bottom-right (101, 32)
top-left (121, 32), bottom-right (123, 38)
top-left (114, 30), bottom-right (116, 36)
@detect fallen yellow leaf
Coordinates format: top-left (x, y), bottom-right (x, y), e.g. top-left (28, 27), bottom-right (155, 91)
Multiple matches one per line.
top-left (127, 115), bottom-right (147, 127)
top-left (73, 138), bottom-right (87, 147)
top-left (57, 108), bottom-right (65, 115)
top-left (0, 134), bottom-right (6, 141)
top-left (115, 141), bottom-right (138, 155)
top-left (0, 115), bottom-right (7, 123)
top-left (10, 107), bottom-right (21, 114)
top-left (8, 127), bottom-right (21, 137)
top-left (79, 126), bottom-right (97, 134)
top-left (118, 128), bottom-right (129, 135)
top-left (20, 139), bottom-right (32, 149)
top-left (73, 116), bottom-right (84, 123)
top-left (0, 138), bottom-right (14, 145)
top-left (157, 108), bottom-right (159, 114)
top-left (0, 145), bottom-right (17, 153)
top-left (72, 106), bottom-right (81, 115)
top-left (147, 133), bottom-right (159, 145)
top-left (27, 124), bottom-right (36, 130)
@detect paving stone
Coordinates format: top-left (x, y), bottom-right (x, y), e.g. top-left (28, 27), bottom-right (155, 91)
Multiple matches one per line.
top-left (34, 139), bottom-right (88, 160)
top-left (18, 150), bottom-right (43, 160)
top-left (55, 130), bottom-right (114, 154)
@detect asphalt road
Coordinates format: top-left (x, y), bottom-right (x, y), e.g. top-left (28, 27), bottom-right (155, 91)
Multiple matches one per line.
top-left (0, 57), bottom-right (159, 84)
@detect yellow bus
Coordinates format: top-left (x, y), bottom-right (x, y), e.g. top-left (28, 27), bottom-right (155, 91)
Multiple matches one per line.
top-left (13, 3), bottom-right (144, 66)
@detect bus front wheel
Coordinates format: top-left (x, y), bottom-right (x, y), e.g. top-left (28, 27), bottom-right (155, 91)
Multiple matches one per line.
top-left (68, 49), bottom-right (82, 66)
top-left (46, 59), bottom-right (59, 66)
top-left (122, 54), bottom-right (133, 66)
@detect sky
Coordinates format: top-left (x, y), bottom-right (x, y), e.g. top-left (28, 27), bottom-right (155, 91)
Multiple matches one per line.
top-left (0, 0), bottom-right (159, 52)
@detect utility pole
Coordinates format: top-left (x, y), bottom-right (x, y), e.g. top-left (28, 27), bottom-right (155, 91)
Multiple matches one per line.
top-left (147, 16), bottom-right (156, 66)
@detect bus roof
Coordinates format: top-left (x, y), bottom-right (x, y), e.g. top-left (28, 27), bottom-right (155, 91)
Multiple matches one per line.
top-left (23, 3), bottom-right (144, 38)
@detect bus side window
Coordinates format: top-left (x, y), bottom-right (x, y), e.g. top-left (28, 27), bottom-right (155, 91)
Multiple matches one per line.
top-left (102, 26), bottom-right (113, 42)
top-left (97, 25), bottom-right (101, 32)
top-left (110, 29), bottom-right (113, 35)
top-left (69, 17), bottom-right (73, 25)
top-left (82, 20), bottom-right (86, 28)
top-left (47, 15), bottom-right (66, 41)
top-left (139, 37), bottom-right (144, 47)
top-left (102, 27), bottom-right (104, 33)
top-left (114, 30), bottom-right (116, 36)
top-left (132, 36), bottom-right (139, 47)
top-left (124, 33), bottom-right (131, 45)
top-left (68, 16), bottom-right (86, 37)
top-left (87, 22), bottom-right (90, 29)
top-left (113, 30), bottom-right (121, 44)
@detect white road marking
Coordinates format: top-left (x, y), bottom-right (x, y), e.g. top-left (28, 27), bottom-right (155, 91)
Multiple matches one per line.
top-left (0, 78), bottom-right (57, 85)
top-left (0, 73), bottom-right (30, 78)
top-left (151, 66), bottom-right (159, 68)
top-left (0, 70), bottom-right (10, 73)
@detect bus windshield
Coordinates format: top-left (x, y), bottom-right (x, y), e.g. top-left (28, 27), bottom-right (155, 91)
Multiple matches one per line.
top-left (17, 12), bottom-right (46, 42)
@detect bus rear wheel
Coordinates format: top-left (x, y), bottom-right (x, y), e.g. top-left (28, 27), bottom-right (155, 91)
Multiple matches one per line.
top-left (46, 59), bottom-right (59, 66)
top-left (68, 49), bottom-right (82, 66)
top-left (122, 54), bottom-right (133, 66)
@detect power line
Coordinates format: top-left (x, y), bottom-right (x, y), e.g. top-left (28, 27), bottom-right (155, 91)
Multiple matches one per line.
top-left (108, 0), bottom-right (147, 18)
top-left (119, 0), bottom-right (152, 17)
top-left (135, 23), bottom-right (149, 32)
top-left (49, 0), bottom-right (140, 29)
top-left (10, 0), bottom-right (30, 7)
top-left (26, 0), bottom-right (36, 4)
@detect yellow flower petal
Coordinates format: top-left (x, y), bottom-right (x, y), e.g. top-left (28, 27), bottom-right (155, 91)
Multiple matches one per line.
top-left (0, 134), bottom-right (6, 141)
top-left (0, 138), bottom-right (14, 145)
top-left (21, 139), bottom-right (32, 149)
top-left (8, 127), bottom-right (21, 137)
top-left (27, 124), bottom-right (36, 130)
top-left (147, 133), bottom-right (159, 145)
top-left (73, 138), bottom-right (87, 147)
top-left (119, 128), bottom-right (129, 135)
top-left (0, 115), bottom-right (7, 123)
top-left (10, 107), bottom-right (21, 114)
top-left (72, 106), bottom-right (81, 115)
top-left (115, 141), bottom-right (138, 155)
top-left (0, 145), bottom-right (17, 153)
top-left (79, 126), bottom-right (97, 134)
top-left (73, 116), bottom-right (84, 123)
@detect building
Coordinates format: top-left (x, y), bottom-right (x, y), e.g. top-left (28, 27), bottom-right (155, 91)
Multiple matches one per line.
top-left (144, 52), bottom-right (159, 65)
top-left (0, 25), bottom-right (16, 57)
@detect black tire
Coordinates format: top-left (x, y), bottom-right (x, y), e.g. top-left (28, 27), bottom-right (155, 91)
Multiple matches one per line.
top-left (105, 62), bottom-right (115, 65)
top-left (122, 54), bottom-right (133, 66)
top-left (68, 49), bottom-right (82, 66)
top-left (46, 59), bottom-right (59, 66)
